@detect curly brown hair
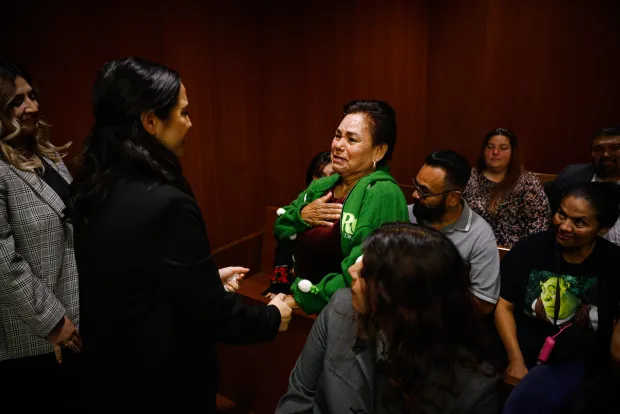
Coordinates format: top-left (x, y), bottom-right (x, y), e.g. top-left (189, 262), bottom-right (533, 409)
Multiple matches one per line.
top-left (359, 222), bottom-right (495, 413)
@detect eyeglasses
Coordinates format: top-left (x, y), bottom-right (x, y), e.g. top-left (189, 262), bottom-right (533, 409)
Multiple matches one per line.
top-left (411, 178), bottom-right (461, 200)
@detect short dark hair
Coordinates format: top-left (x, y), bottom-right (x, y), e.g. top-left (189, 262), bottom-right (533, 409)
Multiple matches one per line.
top-left (305, 151), bottom-right (331, 185)
top-left (562, 182), bottom-right (620, 229)
top-left (424, 150), bottom-right (471, 191)
top-left (343, 100), bottom-right (396, 166)
top-left (591, 127), bottom-right (620, 147)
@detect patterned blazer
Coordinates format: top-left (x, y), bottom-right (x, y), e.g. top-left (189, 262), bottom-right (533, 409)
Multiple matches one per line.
top-left (0, 157), bottom-right (78, 361)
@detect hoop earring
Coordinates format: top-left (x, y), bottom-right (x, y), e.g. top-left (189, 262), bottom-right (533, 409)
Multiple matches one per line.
top-left (372, 161), bottom-right (376, 170)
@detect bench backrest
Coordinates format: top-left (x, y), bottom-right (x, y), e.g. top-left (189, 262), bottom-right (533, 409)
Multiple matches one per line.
top-left (261, 206), bottom-right (279, 274)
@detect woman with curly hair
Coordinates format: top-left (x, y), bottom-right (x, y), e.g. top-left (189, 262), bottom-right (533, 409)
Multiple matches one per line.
top-left (277, 222), bottom-right (499, 414)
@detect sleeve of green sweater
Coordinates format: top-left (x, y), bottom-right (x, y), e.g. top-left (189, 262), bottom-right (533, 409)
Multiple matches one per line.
top-left (273, 188), bottom-right (314, 242)
top-left (291, 181), bottom-right (409, 314)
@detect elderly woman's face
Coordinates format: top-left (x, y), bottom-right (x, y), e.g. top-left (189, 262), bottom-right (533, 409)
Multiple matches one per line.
top-left (331, 113), bottom-right (380, 178)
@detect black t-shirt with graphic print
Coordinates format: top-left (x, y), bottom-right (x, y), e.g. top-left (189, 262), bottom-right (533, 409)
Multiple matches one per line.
top-left (500, 229), bottom-right (620, 368)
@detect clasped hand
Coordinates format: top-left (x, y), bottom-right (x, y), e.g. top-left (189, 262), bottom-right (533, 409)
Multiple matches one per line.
top-left (47, 316), bottom-right (82, 364)
top-left (300, 192), bottom-right (343, 227)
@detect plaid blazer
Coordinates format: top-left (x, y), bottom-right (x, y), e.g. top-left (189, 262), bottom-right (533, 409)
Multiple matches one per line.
top-left (0, 158), bottom-right (79, 361)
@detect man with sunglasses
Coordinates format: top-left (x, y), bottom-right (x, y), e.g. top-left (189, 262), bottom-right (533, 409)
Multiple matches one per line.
top-left (409, 150), bottom-right (500, 315)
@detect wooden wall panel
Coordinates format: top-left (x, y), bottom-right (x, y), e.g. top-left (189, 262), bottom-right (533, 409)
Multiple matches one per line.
top-left (425, 0), bottom-right (620, 174)
top-left (3, 1), bottom-right (620, 413)
top-left (261, 0), bottom-right (430, 207)
top-left (160, 0), bottom-right (266, 250)
top-left (8, 0), bottom-right (617, 252)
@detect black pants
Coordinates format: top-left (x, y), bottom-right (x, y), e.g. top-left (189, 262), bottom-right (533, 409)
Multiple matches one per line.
top-left (0, 350), bottom-right (82, 414)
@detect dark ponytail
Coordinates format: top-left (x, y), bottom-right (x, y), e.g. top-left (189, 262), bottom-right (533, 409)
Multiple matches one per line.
top-left (70, 57), bottom-right (193, 224)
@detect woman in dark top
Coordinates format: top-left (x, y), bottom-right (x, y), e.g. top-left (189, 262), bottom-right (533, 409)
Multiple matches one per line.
top-left (70, 57), bottom-right (292, 413)
top-left (277, 223), bottom-right (499, 414)
top-left (0, 59), bottom-right (82, 413)
top-left (495, 182), bottom-right (620, 413)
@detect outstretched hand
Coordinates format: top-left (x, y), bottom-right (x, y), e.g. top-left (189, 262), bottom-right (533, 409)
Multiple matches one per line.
top-left (219, 266), bottom-right (249, 292)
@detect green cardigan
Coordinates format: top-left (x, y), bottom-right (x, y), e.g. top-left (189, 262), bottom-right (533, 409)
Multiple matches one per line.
top-left (274, 166), bottom-right (409, 314)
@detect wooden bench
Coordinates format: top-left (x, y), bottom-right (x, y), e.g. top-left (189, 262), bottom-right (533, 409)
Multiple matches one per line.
top-left (534, 172), bottom-right (557, 185)
top-left (217, 394), bottom-right (254, 414)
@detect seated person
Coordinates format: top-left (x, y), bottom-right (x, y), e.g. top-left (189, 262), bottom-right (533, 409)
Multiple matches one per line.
top-left (464, 128), bottom-right (551, 248)
top-left (545, 127), bottom-right (620, 246)
top-left (267, 151), bottom-right (334, 296)
top-left (409, 150), bottom-right (500, 315)
top-left (305, 151), bottom-right (333, 183)
top-left (495, 182), bottom-right (620, 413)
top-left (276, 223), bottom-right (500, 414)
top-left (274, 100), bottom-right (409, 315)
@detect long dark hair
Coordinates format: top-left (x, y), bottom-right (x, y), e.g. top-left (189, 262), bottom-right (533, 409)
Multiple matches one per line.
top-left (70, 57), bottom-right (192, 224)
top-left (476, 128), bottom-right (523, 214)
top-left (359, 223), bottom-right (493, 413)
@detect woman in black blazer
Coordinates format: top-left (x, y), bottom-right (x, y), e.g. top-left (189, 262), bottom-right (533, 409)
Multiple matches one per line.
top-left (70, 57), bottom-right (292, 413)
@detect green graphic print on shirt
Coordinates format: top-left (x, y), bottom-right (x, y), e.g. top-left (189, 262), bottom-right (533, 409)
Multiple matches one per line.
top-left (524, 270), bottom-right (598, 330)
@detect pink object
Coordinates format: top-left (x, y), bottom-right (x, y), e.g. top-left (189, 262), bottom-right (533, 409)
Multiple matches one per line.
top-left (537, 323), bottom-right (573, 365)
top-left (537, 336), bottom-right (556, 364)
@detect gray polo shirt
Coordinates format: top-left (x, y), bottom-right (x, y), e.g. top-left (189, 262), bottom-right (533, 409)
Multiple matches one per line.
top-left (408, 201), bottom-right (500, 304)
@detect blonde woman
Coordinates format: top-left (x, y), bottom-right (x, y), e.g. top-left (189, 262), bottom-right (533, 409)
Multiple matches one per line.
top-left (0, 58), bottom-right (81, 412)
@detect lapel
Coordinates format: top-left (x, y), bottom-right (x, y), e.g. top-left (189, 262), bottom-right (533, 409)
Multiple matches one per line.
top-left (52, 159), bottom-right (73, 184)
top-left (351, 337), bottom-right (375, 412)
top-left (9, 163), bottom-right (67, 219)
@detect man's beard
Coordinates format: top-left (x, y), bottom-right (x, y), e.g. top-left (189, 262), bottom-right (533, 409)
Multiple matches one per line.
top-left (413, 197), bottom-right (447, 222)
top-left (597, 157), bottom-right (619, 177)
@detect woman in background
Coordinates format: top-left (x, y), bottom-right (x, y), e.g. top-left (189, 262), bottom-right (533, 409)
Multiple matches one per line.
top-left (464, 128), bottom-right (551, 248)
top-left (305, 151), bottom-right (333, 184)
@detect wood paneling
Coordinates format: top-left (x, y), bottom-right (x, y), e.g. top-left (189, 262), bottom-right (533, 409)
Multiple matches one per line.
top-left (6, 0), bottom-right (617, 253)
top-left (3, 1), bottom-right (620, 412)
top-left (425, 0), bottom-right (620, 174)
top-left (261, 0), bottom-right (430, 207)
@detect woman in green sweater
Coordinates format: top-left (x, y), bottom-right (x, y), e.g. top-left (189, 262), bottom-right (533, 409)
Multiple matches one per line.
top-left (274, 100), bottom-right (409, 315)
